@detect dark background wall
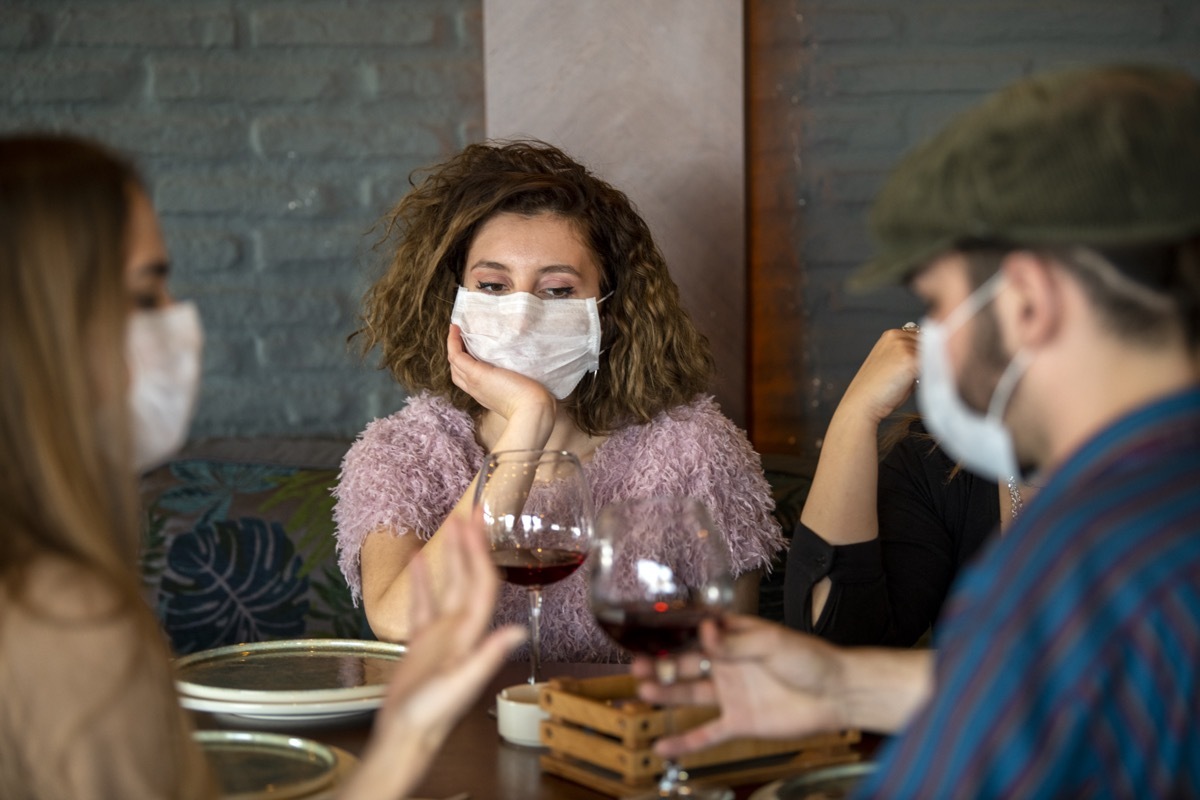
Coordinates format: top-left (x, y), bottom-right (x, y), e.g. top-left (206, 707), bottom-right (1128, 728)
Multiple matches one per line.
top-left (749, 0), bottom-right (1200, 463)
top-left (0, 1), bottom-right (481, 439)
top-left (3, 1), bottom-right (1198, 462)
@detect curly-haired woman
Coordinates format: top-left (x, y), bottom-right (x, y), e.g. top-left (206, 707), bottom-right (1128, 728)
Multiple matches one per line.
top-left (334, 140), bottom-right (785, 662)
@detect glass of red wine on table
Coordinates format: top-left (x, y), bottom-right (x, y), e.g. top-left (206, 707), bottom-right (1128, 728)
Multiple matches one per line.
top-left (590, 496), bottom-right (736, 800)
top-left (475, 449), bottom-right (594, 685)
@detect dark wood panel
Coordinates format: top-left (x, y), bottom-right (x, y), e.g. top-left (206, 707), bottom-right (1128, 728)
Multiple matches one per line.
top-left (747, 0), bottom-right (810, 456)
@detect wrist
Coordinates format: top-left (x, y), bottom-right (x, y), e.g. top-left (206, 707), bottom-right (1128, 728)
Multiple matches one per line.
top-left (828, 398), bottom-right (891, 431)
top-left (494, 402), bottom-right (556, 452)
top-left (835, 648), bottom-right (932, 734)
top-left (342, 729), bottom-right (439, 799)
top-left (806, 637), bottom-right (854, 732)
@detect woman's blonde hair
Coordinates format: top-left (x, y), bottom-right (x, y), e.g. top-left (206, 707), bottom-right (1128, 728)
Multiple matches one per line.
top-left (0, 134), bottom-right (204, 790)
top-left (356, 140), bottom-right (714, 434)
top-left (0, 134), bottom-right (140, 584)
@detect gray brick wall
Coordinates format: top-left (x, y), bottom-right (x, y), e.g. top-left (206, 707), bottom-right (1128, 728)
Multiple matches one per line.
top-left (785, 0), bottom-right (1200, 452)
top-left (0, 0), bottom-right (482, 439)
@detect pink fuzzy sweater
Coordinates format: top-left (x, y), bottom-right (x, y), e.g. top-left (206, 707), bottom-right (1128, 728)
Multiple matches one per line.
top-left (333, 392), bottom-right (785, 662)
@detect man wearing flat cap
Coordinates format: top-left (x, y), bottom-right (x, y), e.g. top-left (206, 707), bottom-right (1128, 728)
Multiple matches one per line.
top-left (635, 64), bottom-right (1200, 797)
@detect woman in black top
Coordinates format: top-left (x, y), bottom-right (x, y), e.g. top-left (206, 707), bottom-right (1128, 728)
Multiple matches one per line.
top-left (783, 327), bottom-right (1034, 647)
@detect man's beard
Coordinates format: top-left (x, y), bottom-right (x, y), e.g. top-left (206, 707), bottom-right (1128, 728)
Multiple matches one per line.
top-left (956, 302), bottom-right (1041, 476)
top-left (957, 302), bottom-right (1010, 415)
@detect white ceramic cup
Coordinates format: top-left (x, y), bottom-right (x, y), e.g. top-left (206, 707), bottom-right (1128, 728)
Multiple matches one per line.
top-left (496, 682), bottom-right (550, 747)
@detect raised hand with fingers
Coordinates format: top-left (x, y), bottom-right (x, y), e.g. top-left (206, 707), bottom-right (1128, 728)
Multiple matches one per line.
top-left (787, 325), bottom-right (923, 632)
top-left (631, 615), bottom-right (933, 761)
top-left (631, 615), bottom-right (846, 758)
top-left (837, 326), bottom-right (921, 425)
top-left (339, 510), bottom-right (525, 800)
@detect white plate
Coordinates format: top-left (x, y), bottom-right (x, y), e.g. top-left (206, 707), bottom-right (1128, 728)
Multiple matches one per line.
top-left (180, 692), bottom-right (385, 723)
top-left (175, 639), bottom-right (406, 705)
top-left (195, 730), bottom-right (338, 800)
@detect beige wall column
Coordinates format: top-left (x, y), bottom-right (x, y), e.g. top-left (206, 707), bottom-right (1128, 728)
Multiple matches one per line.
top-left (483, 1), bottom-right (747, 426)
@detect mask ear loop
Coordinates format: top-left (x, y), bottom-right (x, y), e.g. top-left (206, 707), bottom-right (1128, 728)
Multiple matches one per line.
top-left (436, 285), bottom-right (465, 305)
top-left (987, 347), bottom-right (1031, 421)
top-left (979, 275), bottom-right (1033, 482)
top-left (941, 268), bottom-right (1028, 422)
top-left (943, 271), bottom-right (1007, 334)
top-left (966, 270), bottom-right (1026, 423)
top-left (939, 270), bottom-right (1032, 478)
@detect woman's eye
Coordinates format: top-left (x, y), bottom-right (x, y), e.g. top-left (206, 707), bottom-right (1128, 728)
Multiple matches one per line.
top-left (133, 293), bottom-right (161, 310)
top-left (542, 286), bottom-right (576, 299)
top-left (475, 281), bottom-right (507, 294)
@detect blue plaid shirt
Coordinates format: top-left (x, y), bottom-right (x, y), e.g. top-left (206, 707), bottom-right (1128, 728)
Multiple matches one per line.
top-left (857, 387), bottom-right (1200, 798)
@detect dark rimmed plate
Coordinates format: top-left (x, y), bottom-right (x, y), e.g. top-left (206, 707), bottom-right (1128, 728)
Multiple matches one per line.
top-left (175, 639), bottom-right (405, 704)
top-left (748, 762), bottom-right (877, 800)
top-left (195, 730), bottom-right (338, 799)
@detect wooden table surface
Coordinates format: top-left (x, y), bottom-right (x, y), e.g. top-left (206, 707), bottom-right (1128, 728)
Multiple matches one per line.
top-left (201, 660), bottom-right (869, 799)
top-left (386, 661), bottom-right (627, 800)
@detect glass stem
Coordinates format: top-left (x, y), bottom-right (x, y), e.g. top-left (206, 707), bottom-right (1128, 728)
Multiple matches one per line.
top-left (659, 758), bottom-right (683, 794)
top-left (527, 586), bottom-right (543, 684)
top-left (656, 657), bottom-right (684, 794)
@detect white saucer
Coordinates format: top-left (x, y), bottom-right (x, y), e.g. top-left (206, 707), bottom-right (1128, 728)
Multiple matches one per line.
top-left (180, 692), bottom-right (385, 724)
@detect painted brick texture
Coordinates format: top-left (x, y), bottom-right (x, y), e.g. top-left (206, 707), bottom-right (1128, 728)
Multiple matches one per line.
top-left (0, 0), bottom-right (482, 439)
top-left (771, 0), bottom-right (1200, 455)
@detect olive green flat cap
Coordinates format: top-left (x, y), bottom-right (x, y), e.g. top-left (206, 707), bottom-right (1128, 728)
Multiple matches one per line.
top-left (851, 64), bottom-right (1200, 291)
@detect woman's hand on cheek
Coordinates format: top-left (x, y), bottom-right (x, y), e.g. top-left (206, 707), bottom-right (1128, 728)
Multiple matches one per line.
top-left (447, 325), bottom-right (556, 422)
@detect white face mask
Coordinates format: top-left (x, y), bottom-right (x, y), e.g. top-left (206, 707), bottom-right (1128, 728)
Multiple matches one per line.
top-left (916, 272), bottom-right (1031, 484)
top-left (449, 287), bottom-right (602, 400)
top-left (127, 301), bottom-right (204, 472)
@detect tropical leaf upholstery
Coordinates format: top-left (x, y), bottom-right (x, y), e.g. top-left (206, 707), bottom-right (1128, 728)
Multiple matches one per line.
top-left (138, 439), bottom-right (368, 655)
top-left (160, 517), bottom-right (309, 650)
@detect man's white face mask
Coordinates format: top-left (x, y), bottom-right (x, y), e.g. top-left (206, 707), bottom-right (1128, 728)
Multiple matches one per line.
top-left (449, 287), bottom-right (602, 400)
top-left (917, 272), bottom-right (1032, 484)
top-left (127, 301), bottom-right (203, 472)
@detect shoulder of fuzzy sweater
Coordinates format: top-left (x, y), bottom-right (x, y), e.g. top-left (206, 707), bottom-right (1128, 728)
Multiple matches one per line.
top-left (597, 395), bottom-right (768, 490)
top-left (618, 395), bottom-right (749, 447)
top-left (353, 391), bottom-right (475, 448)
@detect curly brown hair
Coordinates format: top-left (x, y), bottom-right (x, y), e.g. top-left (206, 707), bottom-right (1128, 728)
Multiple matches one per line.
top-left (356, 140), bottom-right (714, 435)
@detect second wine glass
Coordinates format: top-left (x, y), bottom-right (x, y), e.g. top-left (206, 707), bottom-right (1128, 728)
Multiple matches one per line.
top-left (590, 496), bottom-right (735, 800)
top-left (475, 449), bottom-right (593, 685)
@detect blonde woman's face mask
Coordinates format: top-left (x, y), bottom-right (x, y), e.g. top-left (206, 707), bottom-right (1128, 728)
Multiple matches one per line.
top-left (123, 188), bottom-right (204, 472)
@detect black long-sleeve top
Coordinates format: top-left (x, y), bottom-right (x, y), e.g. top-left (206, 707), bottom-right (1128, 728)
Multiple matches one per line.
top-left (783, 421), bottom-right (1000, 647)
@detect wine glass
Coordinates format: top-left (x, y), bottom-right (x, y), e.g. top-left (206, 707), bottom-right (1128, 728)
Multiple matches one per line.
top-left (475, 449), bottom-right (594, 685)
top-left (590, 496), bottom-right (735, 800)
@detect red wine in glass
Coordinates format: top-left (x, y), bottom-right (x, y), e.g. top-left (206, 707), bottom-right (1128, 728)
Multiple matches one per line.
top-left (475, 449), bottom-right (593, 685)
top-left (594, 602), bottom-right (712, 658)
top-left (589, 496), bottom-right (735, 800)
top-left (492, 547), bottom-right (587, 587)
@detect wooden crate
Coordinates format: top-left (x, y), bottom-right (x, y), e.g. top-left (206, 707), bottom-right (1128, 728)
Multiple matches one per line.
top-left (537, 675), bottom-right (860, 798)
